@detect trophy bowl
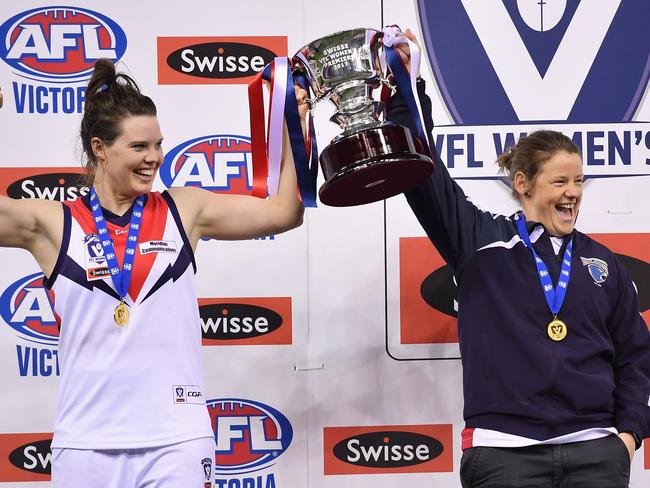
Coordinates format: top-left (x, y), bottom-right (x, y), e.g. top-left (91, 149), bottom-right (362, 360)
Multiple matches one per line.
top-left (293, 28), bottom-right (433, 207)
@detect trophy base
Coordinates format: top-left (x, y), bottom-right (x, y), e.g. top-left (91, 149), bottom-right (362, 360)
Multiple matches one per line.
top-left (318, 124), bottom-right (434, 207)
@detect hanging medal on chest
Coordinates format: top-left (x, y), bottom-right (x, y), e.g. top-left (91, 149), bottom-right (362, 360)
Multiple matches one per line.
top-left (90, 188), bottom-right (145, 326)
top-left (516, 214), bottom-right (573, 342)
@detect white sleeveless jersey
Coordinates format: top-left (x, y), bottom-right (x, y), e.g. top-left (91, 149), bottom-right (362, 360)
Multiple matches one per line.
top-left (47, 191), bottom-right (214, 449)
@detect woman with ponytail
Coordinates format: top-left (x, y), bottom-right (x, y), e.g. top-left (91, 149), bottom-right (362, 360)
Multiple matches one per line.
top-left (388, 31), bottom-right (650, 487)
top-left (0, 59), bottom-right (307, 487)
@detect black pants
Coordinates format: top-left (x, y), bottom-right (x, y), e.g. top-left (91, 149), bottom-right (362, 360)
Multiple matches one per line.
top-left (460, 435), bottom-right (631, 488)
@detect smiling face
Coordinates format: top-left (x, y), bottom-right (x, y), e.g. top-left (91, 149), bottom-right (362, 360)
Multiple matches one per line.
top-left (515, 150), bottom-right (584, 236)
top-left (92, 115), bottom-right (163, 198)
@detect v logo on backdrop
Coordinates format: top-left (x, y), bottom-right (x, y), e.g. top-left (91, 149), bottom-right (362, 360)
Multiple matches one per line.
top-left (461, 0), bottom-right (621, 121)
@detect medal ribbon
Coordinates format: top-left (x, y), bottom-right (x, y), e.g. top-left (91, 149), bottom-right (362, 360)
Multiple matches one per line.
top-left (516, 213), bottom-right (573, 317)
top-left (381, 26), bottom-right (432, 158)
top-left (90, 187), bottom-right (144, 299)
top-left (248, 58), bottom-right (317, 206)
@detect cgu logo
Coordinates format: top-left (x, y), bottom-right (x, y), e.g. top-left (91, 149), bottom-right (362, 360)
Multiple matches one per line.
top-left (0, 6), bottom-right (127, 81)
top-left (0, 273), bottom-right (59, 346)
top-left (9, 439), bottom-right (52, 475)
top-left (161, 135), bottom-right (253, 194)
top-left (200, 303), bottom-right (282, 340)
top-left (7, 172), bottom-right (87, 201)
top-left (207, 398), bottom-right (293, 474)
top-left (334, 431), bottom-right (443, 468)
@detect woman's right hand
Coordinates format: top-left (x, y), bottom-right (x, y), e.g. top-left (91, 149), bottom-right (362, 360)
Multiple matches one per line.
top-left (394, 28), bottom-right (422, 78)
top-left (0, 87), bottom-right (4, 108)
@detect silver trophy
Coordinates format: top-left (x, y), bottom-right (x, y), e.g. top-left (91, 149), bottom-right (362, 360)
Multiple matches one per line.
top-left (293, 28), bottom-right (433, 206)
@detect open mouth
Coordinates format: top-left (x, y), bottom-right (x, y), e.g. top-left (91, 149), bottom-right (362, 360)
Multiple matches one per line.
top-left (555, 203), bottom-right (575, 221)
top-left (134, 168), bottom-right (155, 178)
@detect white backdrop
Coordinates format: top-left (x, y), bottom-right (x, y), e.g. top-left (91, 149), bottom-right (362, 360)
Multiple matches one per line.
top-left (1, 1), bottom-right (649, 486)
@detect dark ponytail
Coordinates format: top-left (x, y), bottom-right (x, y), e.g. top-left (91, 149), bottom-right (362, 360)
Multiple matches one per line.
top-left (80, 59), bottom-right (157, 185)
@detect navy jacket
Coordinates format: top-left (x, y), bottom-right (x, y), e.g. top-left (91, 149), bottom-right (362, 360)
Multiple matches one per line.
top-left (388, 79), bottom-right (650, 442)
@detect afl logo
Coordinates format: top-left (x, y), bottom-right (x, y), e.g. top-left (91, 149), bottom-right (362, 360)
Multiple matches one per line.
top-left (0, 273), bottom-right (59, 346)
top-left (0, 6), bottom-right (127, 81)
top-left (207, 398), bottom-right (293, 474)
top-left (417, 0), bottom-right (650, 123)
top-left (161, 135), bottom-right (253, 194)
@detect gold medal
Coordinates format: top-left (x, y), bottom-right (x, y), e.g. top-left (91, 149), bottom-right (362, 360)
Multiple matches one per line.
top-left (547, 317), bottom-right (567, 341)
top-left (114, 301), bottom-right (129, 326)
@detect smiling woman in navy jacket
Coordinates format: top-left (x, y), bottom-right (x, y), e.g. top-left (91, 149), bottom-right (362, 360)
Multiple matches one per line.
top-left (390, 30), bottom-right (650, 488)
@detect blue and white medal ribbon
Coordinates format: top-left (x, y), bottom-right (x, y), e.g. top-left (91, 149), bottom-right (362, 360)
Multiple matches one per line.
top-left (90, 187), bottom-right (145, 325)
top-left (516, 213), bottom-right (573, 341)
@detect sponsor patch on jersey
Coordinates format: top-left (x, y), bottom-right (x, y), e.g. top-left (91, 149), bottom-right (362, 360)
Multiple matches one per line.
top-left (83, 233), bottom-right (109, 280)
top-left (138, 240), bottom-right (178, 255)
top-left (580, 256), bottom-right (609, 286)
top-left (173, 385), bottom-right (204, 405)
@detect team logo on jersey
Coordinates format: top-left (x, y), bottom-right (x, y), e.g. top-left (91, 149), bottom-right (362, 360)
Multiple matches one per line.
top-left (207, 398), bottom-right (292, 478)
top-left (323, 424), bottom-right (453, 475)
top-left (83, 233), bottom-right (110, 280)
top-left (161, 135), bottom-right (253, 194)
top-left (580, 257), bottom-right (609, 285)
top-left (0, 6), bottom-right (126, 82)
top-left (0, 273), bottom-right (59, 346)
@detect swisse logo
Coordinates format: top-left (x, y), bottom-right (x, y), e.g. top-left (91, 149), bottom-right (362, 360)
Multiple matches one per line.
top-left (397, 237), bottom-right (459, 354)
top-left (335, 431), bottom-right (443, 468)
top-left (324, 425), bottom-right (453, 475)
top-left (421, 264), bottom-right (457, 318)
top-left (168, 42), bottom-right (274, 78)
top-left (158, 37), bottom-right (287, 85)
top-left (200, 303), bottom-right (281, 339)
top-left (0, 6), bottom-right (126, 81)
top-left (588, 234), bottom-right (650, 327)
top-left (199, 298), bottom-right (292, 346)
top-left (9, 439), bottom-right (52, 475)
top-left (615, 253), bottom-right (650, 314)
top-left (7, 172), bottom-right (87, 201)
top-left (0, 434), bottom-right (53, 481)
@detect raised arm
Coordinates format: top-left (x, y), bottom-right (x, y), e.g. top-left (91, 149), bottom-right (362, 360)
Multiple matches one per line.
top-left (0, 194), bottom-right (64, 276)
top-left (168, 89), bottom-right (307, 249)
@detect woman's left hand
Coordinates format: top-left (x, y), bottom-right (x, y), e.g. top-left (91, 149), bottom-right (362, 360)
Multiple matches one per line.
top-left (618, 432), bottom-right (636, 460)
